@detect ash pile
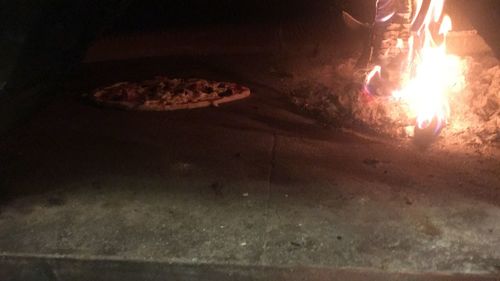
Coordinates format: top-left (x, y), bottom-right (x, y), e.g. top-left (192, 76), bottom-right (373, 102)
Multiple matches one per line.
top-left (288, 54), bottom-right (499, 146)
top-left (449, 57), bottom-right (500, 145)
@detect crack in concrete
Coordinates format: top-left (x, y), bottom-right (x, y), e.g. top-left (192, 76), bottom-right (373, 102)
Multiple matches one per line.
top-left (267, 132), bottom-right (277, 202)
top-left (260, 132), bottom-right (277, 265)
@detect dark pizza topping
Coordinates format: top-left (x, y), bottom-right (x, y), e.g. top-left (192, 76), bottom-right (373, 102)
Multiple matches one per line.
top-left (219, 89), bottom-right (233, 97)
top-left (109, 89), bottom-right (126, 101)
top-left (187, 83), bottom-right (198, 91)
top-left (204, 86), bottom-right (214, 93)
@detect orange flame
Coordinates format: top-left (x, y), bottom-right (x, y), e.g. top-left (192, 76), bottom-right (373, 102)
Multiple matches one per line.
top-left (366, 0), bottom-right (466, 132)
top-left (395, 0), bottom-right (465, 130)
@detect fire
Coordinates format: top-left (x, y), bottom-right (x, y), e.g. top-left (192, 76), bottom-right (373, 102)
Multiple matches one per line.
top-left (367, 0), bottom-right (466, 132)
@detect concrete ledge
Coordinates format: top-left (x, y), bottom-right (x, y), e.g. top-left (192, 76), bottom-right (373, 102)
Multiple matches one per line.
top-left (1, 254), bottom-right (498, 281)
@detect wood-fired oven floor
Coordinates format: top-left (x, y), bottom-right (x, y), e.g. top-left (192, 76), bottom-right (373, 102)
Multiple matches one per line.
top-left (0, 56), bottom-right (499, 281)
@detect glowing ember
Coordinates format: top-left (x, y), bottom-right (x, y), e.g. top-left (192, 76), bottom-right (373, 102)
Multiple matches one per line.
top-left (366, 0), bottom-right (466, 132)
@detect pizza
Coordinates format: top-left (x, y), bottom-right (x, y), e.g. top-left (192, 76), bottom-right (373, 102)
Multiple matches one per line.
top-left (88, 76), bottom-right (251, 111)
